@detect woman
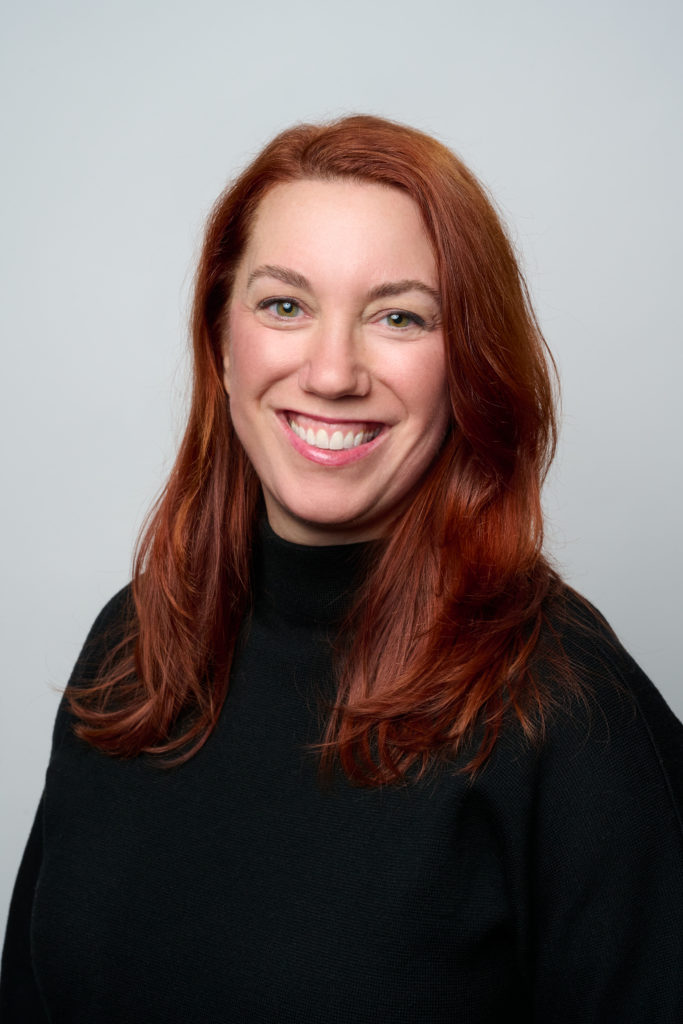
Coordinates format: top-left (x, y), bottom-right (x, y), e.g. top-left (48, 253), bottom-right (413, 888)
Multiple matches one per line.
top-left (2, 115), bottom-right (682, 1022)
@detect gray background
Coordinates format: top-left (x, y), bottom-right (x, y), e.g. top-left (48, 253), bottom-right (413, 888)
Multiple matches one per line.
top-left (1, 0), bottom-right (681, 935)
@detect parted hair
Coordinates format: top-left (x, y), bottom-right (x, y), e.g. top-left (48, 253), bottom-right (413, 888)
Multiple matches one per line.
top-left (70, 114), bottom-right (571, 783)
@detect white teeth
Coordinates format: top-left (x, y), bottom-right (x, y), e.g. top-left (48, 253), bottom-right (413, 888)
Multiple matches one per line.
top-left (288, 417), bottom-right (380, 451)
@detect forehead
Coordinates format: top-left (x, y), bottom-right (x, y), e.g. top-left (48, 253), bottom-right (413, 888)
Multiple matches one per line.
top-left (240, 178), bottom-right (437, 288)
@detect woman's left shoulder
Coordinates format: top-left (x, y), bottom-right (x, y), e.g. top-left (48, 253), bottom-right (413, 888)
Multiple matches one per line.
top-left (494, 586), bottom-right (683, 1017)
top-left (529, 584), bottom-right (683, 833)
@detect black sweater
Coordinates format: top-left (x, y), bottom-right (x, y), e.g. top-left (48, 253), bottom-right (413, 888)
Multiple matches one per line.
top-left (2, 525), bottom-right (683, 1022)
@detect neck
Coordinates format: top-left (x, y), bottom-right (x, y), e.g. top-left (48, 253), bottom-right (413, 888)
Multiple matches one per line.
top-left (251, 518), bottom-right (376, 627)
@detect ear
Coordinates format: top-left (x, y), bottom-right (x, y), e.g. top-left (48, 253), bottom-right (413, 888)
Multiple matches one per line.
top-left (221, 342), bottom-right (231, 396)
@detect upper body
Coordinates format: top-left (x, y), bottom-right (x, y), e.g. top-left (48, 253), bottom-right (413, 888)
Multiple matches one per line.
top-left (2, 115), bottom-right (682, 1021)
top-left (3, 524), bottom-right (683, 1023)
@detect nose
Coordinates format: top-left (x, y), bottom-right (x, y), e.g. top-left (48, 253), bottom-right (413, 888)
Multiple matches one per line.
top-left (297, 320), bottom-right (370, 399)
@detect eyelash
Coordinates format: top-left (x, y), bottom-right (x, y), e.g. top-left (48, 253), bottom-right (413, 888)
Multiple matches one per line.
top-left (257, 298), bottom-right (429, 330)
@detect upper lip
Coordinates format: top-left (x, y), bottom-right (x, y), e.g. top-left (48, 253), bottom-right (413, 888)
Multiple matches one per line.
top-left (282, 409), bottom-right (385, 427)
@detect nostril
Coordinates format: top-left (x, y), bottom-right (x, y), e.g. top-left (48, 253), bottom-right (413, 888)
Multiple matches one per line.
top-left (298, 358), bottom-right (369, 399)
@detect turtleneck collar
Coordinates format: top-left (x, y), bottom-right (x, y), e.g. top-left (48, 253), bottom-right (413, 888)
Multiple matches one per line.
top-left (251, 518), bottom-right (375, 627)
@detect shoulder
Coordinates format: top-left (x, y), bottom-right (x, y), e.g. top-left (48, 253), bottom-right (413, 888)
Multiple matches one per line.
top-left (500, 589), bottom-right (683, 1017)
top-left (68, 584), bottom-right (136, 687)
top-left (52, 584), bottom-right (135, 751)
top-left (528, 584), bottom-right (683, 838)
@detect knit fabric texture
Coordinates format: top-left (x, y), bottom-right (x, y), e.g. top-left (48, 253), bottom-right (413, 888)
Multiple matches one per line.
top-left (2, 522), bottom-right (683, 1022)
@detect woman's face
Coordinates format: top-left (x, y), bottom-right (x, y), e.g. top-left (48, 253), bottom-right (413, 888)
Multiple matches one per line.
top-left (223, 178), bottom-right (450, 545)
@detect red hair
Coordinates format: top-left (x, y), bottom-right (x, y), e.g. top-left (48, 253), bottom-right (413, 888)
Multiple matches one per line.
top-left (70, 114), bottom-right (569, 782)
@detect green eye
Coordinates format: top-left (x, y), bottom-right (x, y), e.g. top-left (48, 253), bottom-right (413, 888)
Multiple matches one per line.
top-left (274, 300), bottom-right (299, 318)
top-left (388, 312), bottom-right (410, 327)
top-left (386, 311), bottom-right (423, 329)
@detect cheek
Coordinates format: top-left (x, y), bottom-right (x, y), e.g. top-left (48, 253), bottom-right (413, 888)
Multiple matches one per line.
top-left (225, 307), bottom-right (297, 400)
top-left (388, 343), bottom-right (450, 425)
top-left (224, 323), bottom-right (266, 403)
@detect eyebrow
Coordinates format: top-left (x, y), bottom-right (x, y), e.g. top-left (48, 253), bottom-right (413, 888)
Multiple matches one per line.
top-left (246, 264), bottom-right (441, 308)
top-left (247, 264), bottom-right (310, 291)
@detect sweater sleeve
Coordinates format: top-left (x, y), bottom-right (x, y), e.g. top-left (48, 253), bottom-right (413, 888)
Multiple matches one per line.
top-left (0, 586), bottom-right (133, 1019)
top-left (528, 647), bottom-right (683, 1023)
top-left (0, 798), bottom-right (49, 1022)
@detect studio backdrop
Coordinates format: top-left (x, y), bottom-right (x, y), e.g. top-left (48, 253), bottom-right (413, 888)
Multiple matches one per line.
top-left (1, 0), bottom-right (681, 934)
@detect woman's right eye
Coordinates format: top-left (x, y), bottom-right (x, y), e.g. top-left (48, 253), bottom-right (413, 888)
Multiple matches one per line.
top-left (259, 299), bottom-right (301, 319)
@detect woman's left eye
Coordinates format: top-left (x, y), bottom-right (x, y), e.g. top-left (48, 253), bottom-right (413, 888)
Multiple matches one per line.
top-left (383, 311), bottom-right (425, 329)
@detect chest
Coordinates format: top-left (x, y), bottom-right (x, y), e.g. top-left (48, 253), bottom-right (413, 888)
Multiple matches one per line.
top-left (32, 634), bottom-right (531, 1022)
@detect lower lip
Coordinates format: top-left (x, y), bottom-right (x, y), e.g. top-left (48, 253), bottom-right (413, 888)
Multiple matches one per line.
top-left (277, 414), bottom-right (387, 466)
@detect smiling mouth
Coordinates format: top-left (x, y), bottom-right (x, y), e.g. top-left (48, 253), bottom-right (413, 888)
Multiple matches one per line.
top-left (285, 413), bottom-right (382, 451)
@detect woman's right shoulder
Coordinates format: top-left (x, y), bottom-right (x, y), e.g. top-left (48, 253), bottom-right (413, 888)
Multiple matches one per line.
top-left (78, 583), bottom-right (135, 655)
top-left (51, 584), bottom-right (136, 752)
top-left (69, 584), bottom-right (136, 683)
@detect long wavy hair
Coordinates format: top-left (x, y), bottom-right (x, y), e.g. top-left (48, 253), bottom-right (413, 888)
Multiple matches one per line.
top-left (70, 114), bottom-right (570, 783)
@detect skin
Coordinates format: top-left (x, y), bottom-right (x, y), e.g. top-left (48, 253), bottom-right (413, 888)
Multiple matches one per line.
top-left (223, 178), bottom-right (451, 545)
